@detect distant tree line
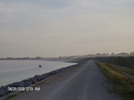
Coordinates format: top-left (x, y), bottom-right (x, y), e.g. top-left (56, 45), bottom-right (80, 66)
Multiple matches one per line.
top-left (0, 57), bottom-right (44, 60)
top-left (0, 51), bottom-right (134, 60)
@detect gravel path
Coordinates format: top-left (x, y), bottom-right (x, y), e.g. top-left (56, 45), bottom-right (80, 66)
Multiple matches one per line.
top-left (10, 60), bottom-right (122, 100)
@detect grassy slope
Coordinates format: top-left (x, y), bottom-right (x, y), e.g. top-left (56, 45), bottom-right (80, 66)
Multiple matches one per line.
top-left (96, 62), bottom-right (134, 100)
top-left (93, 56), bottom-right (134, 69)
top-left (112, 65), bottom-right (134, 76)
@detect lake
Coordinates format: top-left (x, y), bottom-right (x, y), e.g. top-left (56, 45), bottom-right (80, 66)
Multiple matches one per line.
top-left (0, 60), bottom-right (76, 87)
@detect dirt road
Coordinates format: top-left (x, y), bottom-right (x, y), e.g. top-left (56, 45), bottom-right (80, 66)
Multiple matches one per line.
top-left (10, 61), bottom-right (121, 100)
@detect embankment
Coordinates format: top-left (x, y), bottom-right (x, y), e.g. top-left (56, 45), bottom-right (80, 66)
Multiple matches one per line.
top-left (96, 62), bottom-right (134, 100)
top-left (81, 56), bottom-right (134, 69)
top-left (0, 62), bottom-right (81, 98)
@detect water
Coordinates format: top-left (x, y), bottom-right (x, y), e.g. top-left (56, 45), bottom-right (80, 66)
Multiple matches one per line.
top-left (0, 60), bottom-right (76, 87)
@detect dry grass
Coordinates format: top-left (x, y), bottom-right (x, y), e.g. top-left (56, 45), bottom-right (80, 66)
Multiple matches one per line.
top-left (112, 65), bottom-right (134, 76)
top-left (96, 62), bottom-right (134, 100)
top-left (3, 94), bottom-right (17, 100)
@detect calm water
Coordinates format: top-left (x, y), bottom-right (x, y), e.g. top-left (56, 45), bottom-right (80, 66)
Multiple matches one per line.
top-left (0, 60), bottom-right (76, 87)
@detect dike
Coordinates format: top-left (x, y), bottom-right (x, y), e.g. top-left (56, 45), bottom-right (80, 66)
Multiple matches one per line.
top-left (0, 63), bottom-right (78, 97)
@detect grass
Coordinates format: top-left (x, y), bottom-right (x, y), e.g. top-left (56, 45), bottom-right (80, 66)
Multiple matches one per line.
top-left (2, 91), bottom-right (26, 100)
top-left (96, 62), bottom-right (134, 100)
top-left (3, 94), bottom-right (17, 100)
top-left (112, 65), bottom-right (134, 76)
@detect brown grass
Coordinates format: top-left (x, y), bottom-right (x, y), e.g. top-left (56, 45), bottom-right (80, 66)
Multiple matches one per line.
top-left (112, 65), bottom-right (134, 76)
top-left (96, 62), bottom-right (134, 100)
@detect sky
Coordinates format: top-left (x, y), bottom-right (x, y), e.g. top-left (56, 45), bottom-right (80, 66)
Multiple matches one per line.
top-left (0, 0), bottom-right (134, 57)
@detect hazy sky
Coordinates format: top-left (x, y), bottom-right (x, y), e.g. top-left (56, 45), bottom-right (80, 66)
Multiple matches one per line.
top-left (0, 0), bottom-right (134, 57)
